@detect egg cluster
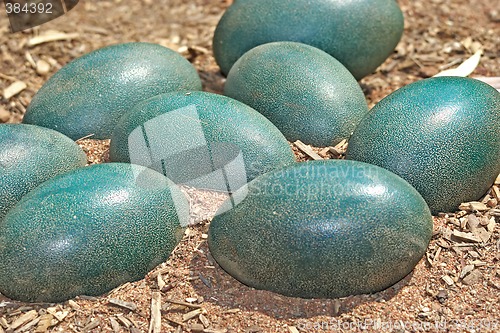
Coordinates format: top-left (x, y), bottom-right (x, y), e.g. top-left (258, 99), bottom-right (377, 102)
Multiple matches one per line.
top-left (1, 0), bottom-right (499, 304)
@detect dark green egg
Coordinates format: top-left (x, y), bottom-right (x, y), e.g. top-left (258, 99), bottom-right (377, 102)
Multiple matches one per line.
top-left (213, 0), bottom-right (404, 79)
top-left (208, 160), bottom-right (433, 299)
top-left (0, 124), bottom-right (87, 220)
top-left (109, 91), bottom-right (295, 189)
top-left (346, 77), bottom-right (500, 214)
top-left (0, 163), bottom-right (188, 303)
top-left (224, 42), bottom-right (369, 147)
top-left (23, 42), bottom-right (202, 140)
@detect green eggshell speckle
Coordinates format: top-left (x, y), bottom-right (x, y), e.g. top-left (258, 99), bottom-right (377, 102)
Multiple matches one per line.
top-left (208, 160), bottom-right (433, 299)
top-left (346, 77), bottom-right (500, 214)
top-left (224, 42), bottom-right (369, 147)
top-left (0, 124), bottom-right (87, 220)
top-left (109, 91), bottom-right (295, 188)
top-left (0, 163), bottom-right (189, 303)
top-left (213, 0), bottom-right (404, 79)
top-left (23, 42), bottom-right (202, 140)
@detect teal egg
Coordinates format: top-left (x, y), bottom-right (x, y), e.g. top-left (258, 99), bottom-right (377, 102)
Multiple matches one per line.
top-left (346, 77), bottom-right (500, 214)
top-left (23, 42), bottom-right (202, 140)
top-left (213, 0), bottom-right (404, 79)
top-left (109, 91), bottom-right (295, 189)
top-left (0, 163), bottom-right (189, 303)
top-left (224, 42), bottom-right (369, 147)
top-left (0, 124), bottom-right (87, 220)
top-left (208, 160), bottom-right (433, 298)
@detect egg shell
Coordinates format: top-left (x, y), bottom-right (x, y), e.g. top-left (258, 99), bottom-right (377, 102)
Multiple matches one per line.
top-left (224, 42), bottom-right (369, 147)
top-left (23, 42), bottom-right (202, 140)
top-left (109, 91), bottom-right (296, 188)
top-left (208, 160), bottom-right (433, 299)
top-left (346, 77), bottom-right (500, 214)
top-left (0, 163), bottom-right (189, 303)
top-left (213, 0), bottom-right (404, 79)
top-left (0, 123), bottom-right (87, 220)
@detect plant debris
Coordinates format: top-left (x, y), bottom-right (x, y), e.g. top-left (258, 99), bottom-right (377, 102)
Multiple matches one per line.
top-left (0, 0), bottom-right (499, 332)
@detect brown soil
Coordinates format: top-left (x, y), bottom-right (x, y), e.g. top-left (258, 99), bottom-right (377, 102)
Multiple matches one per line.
top-left (0, 0), bottom-right (499, 332)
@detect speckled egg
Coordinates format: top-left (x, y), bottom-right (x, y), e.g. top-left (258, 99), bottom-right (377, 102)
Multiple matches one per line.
top-left (109, 91), bottom-right (296, 188)
top-left (23, 42), bottom-right (202, 140)
top-left (0, 124), bottom-right (87, 220)
top-left (224, 42), bottom-right (369, 147)
top-left (0, 163), bottom-right (189, 303)
top-left (208, 160), bottom-right (433, 299)
top-left (346, 77), bottom-right (500, 214)
top-left (213, 0), bottom-right (404, 79)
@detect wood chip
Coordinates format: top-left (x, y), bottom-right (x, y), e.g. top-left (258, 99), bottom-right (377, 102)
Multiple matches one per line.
top-left (36, 60), bottom-right (51, 76)
top-left (108, 298), bottom-right (138, 311)
top-left (34, 314), bottom-right (55, 333)
top-left (492, 186), bottom-right (500, 201)
top-left (288, 327), bottom-right (300, 333)
top-left (434, 49), bottom-right (482, 77)
top-left (109, 318), bottom-right (121, 333)
top-left (82, 318), bottom-right (101, 332)
top-left (460, 264), bottom-right (475, 279)
top-left (0, 317), bottom-right (7, 328)
top-left (15, 317), bottom-right (40, 333)
top-left (3, 81), bottom-right (27, 99)
top-left (164, 298), bottom-right (202, 309)
top-left (190, 323), bottom-right (205, 332)
top-left (199, 313), bottom-right (210, 328)
top-left (459, 201), bottom-right (488, 211)
top-left (462, 269), bottom-right (483, 285)
top-left (148, 292), bottom-right (162, 333)
top-left (115, 315), bottom-right (131, 328)
top-left (487, 218), bottom-right (496, 233)
top-left (442, 275), bottom-right (455, 286)
top-left (157, 274), bottom-right (166, 290)
top-left (293, 140), bottom-right (323, 160)
top-left (183, 308), bottom-right (204, 322)
top-left (473, 228), bottom-right (491, 243)
top-left (451, 230), bottom-right (482, 243)
top-left (11, 310), bottom-right (38, 330)
top-left (27, 31), bottom-right (80, 46)
top-left (67, 300), bottom-right (80, 310)
top-left (0, 108), bottom-right (10, 122)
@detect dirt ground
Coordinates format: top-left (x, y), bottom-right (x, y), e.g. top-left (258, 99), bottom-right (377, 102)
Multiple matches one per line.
top-left (0, 0), bottom-right (500, 332)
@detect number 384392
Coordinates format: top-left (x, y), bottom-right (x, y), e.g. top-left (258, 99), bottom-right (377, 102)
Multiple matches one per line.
top-left (5, 2), bottom-right (53, 14)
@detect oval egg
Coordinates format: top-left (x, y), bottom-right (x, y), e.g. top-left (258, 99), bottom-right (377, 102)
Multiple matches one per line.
top-left (0, 124), bottom-right (87, 220)
top-left (109, 91), bottom-right (296, 189)
top-left (213, 0), bottom-right (404, 79)
top-left (346, 77), bottom-right (500, 213)
top-left (0, 163), bottom-right (189, 303)
top-left (208, 160), bottom-right (433, 298)
top-left (224, 42), bottom-right (369, 147)
top-left (23, 42), bottom-right (202, 140)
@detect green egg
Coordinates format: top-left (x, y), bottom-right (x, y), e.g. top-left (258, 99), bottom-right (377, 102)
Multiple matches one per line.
top-left (109, 91), bottom-right (295, 189)
top-left (224, 42), bottom-right (369, 147)
top-left (213, 0), bottom-right (404, 79)
top-left (23, 42), bottom-right (202, 140)
top-left (0, 124), bottom-right (87, 220)
top-left (0, 163), bottom-right (188, 303)
top-left (346, 77), bottom-right (500, 213)
top-left (208, 160), bottom-right (433, 298)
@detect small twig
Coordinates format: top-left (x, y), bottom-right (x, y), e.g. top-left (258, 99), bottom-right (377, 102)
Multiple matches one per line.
top-left (294, 140), bottom-right (323, 160)
top-left (163, 299), bottom-right (202, 309)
